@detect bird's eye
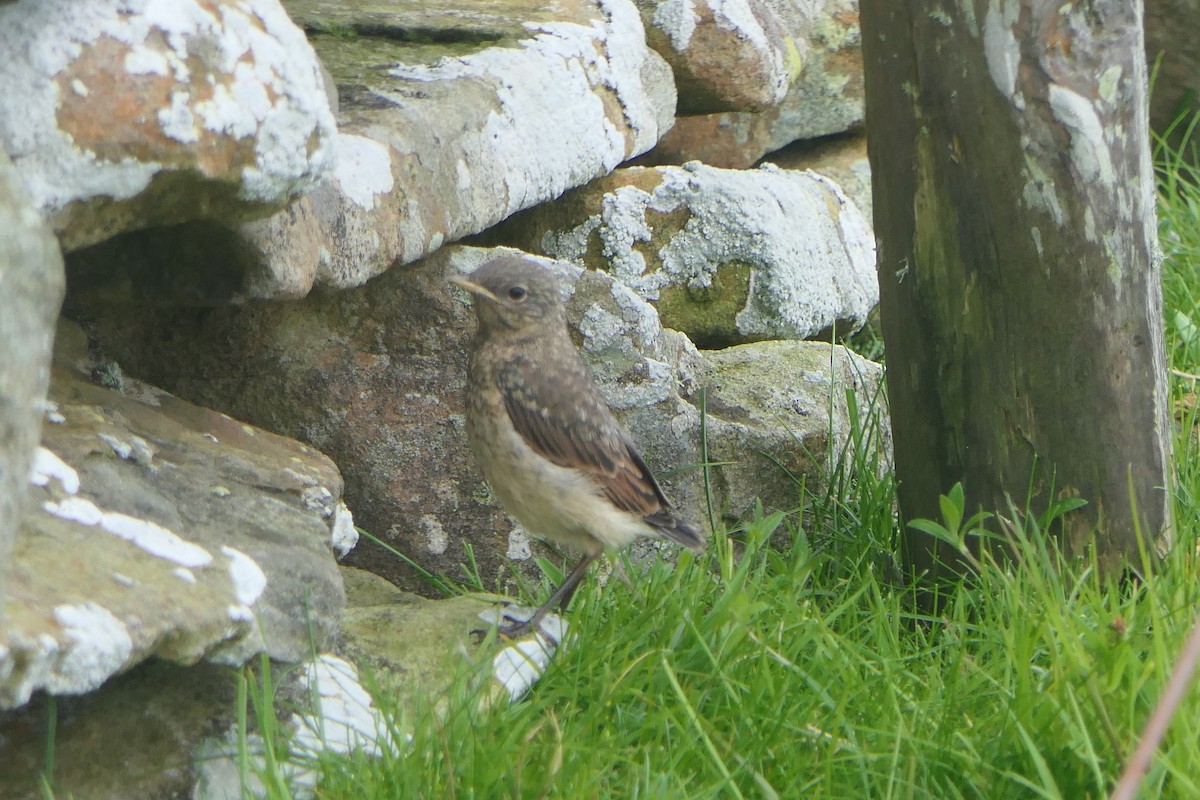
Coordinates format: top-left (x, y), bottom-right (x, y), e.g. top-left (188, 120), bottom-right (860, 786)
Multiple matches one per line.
top-left (508, 285), bottom-right (528, 302)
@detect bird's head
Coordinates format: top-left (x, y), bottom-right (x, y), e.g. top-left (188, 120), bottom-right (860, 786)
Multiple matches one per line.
top-left (451, 256), bottom-right (568, 337)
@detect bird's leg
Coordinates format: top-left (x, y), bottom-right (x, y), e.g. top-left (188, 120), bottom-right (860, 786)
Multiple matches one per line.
top-left (496, 551), bottom-right (601, 641)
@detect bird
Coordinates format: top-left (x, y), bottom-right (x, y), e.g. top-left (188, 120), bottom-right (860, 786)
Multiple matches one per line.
top-left (451, 254), bottom-right (706, 640)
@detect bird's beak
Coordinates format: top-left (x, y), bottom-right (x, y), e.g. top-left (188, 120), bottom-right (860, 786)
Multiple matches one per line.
top-left (450, 275), bottom-right (500, 303)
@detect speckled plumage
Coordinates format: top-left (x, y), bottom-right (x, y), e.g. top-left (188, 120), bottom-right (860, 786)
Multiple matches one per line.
top-left (453, 255), bottom-right (704, 636)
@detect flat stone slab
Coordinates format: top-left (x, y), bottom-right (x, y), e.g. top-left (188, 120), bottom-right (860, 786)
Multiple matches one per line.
top-left (0, 322), bottom-right (350, 711)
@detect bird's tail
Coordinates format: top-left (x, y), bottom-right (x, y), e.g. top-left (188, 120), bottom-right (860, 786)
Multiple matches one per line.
top-left (644, 512), bottom-right (707, 553)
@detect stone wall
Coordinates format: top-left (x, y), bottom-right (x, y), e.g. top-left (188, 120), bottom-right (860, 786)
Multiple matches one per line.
top-left (0, 1), bottom-right (886, 796)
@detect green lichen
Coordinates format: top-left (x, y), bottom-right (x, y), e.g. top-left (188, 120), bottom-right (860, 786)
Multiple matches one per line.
top-left (1098, 66), bottom-right (1122, 105)
top-left (656, 261), bottom-right (753, 349)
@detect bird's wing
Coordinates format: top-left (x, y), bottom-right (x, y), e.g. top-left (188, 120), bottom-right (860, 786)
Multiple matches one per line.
top-left (497, 355), bottom-right (669, 517)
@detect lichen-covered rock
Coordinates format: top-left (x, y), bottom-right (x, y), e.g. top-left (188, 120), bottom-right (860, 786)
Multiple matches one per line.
top-left (0, 321), bottom-right (350, 710)
top-left (64, 0), bottom-right (678, 305)
top-left (0, 0), bottom-right (337, 251)
top-left (484, 162), bottom-right (877, 348)
top-left (0, 149), bottom-right (64, 617)
top-left (634, 0), bottom-right (796, 113)
top-left (71, 245), bottom-right (887, 596)
top-left (640, 0), bottom-right (863, 168)
top-left (700, 339), bottom-right (888, 522)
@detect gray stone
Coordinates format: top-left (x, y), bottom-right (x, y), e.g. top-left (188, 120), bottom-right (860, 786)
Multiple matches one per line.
top-left (484, 162), bottom-right (878, 348)
top-left (700, 339), bottom-right (889, 524)
top-left (72, 245), bottom-right (887, 596)
top-left (0, 148), bottom-right (64, 623)
top-left (0, 0), bottom-right (337, 251)
top-left (0, 321), bottom-right (348, 710)
top-left (634, 0), bottom-right (794, 113)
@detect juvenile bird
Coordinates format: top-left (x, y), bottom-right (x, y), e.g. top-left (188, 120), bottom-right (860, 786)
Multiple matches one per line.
top-left (452, 255), bottom-right (706, 639)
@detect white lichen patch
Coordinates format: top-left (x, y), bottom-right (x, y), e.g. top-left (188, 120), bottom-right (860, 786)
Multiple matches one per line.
top-left (506, 527), bottom-right (533, 560)
top-left (600, 186), bottom-right (656, 287)
top-left (983, 0), bottom-right (1020, 102)
top-left (578, 304), bottom-right (633, 355)
top-left (1021, 151), bottom-right (1066, 227)
top-left (300, 484), bottom-right (333, 514)
top-left (960, 0), bottom-right (980, 37)
top-left (652, 0), bottom-right (700, 51)
top-left (222, 545), bottom-right (267, 609)
top-left (44, 400), bottom-right (66, 424)
top-left (227, 604), bottom-right (255, 622)
top-left (29, 447), bottom-right (80, 494)
top-left (542, 163), bottom-right (876, 341)
top-left (807, 169), bottom-right (875, 290)
top-left (97, 432), bottom-right (133, 460)
top-left (1048, 84), bottom-right (1115, 187)
top-left (541, 213), bottom-right (601, 265)
top-left (610, 278), bottom-right (667, 353)
top-left (421, 513), bottom-right (448, 556)
top-left (103, 510), bottom-right (212, 566)
top-left (43, 496), bottom-right (102, 526)
top-left (157, 89), bottom-right (199, 144)
top-left (661, 163), bottom-right (876, 339)
top-left (333, 133), bottom-right (394, 211)
top-left (1098, 65), bottom-right (1122, 105)
top-left (174, 567), bottom-right (197, 584)
top-left (47, 602), bottom-right (133, 694)
top-left (291, 654), bottom-right (399, 758)
top-left (42, 496), bottom-right (214, 567)
top-left (330, 501), bottom-right (358, 559)
top-left (129, 435), bottom-right (154, 465)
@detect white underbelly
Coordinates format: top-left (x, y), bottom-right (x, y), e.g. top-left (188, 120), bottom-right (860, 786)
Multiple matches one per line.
top-left (470, 404), bottom-right (651, 553)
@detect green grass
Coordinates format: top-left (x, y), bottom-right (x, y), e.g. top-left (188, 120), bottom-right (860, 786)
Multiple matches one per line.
top-left (235, 132), bottom-right (1200, 799)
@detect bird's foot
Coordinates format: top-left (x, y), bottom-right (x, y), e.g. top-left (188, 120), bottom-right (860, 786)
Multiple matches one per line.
top-left (497, 618), bottom-right (536, 640)
top-left (471, 603), bottom-right (563, 645)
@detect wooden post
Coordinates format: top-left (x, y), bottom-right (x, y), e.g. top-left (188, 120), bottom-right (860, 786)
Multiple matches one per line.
top-left (859, 1), bottom-right (1172, 579)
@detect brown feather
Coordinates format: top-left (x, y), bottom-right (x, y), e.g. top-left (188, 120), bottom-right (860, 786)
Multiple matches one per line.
top-left (497, 356), bottom-right (668, 517)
